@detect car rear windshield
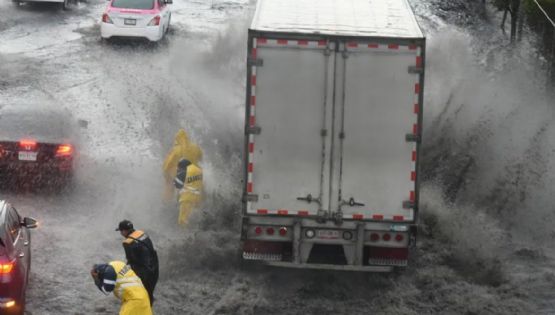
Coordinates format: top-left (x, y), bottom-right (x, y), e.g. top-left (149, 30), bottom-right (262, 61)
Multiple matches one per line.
top-left (111, 0), bottom-right (154, 10)
top-left (0, 112), bottom-right (69, 141)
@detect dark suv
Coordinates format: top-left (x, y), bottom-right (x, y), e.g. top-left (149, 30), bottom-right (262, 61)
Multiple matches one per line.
top-left (0, 201), bottom-right (37, 315)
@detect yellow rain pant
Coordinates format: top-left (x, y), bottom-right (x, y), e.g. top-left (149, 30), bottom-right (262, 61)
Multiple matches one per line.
top-left (178, 193), bottom-right (202, 225)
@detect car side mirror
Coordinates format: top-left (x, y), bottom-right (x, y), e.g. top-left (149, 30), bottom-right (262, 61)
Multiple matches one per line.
top-left (165, 0), bottom-right (172, 4)
top-left (78, 119), bottom-right (89, 129)
top-left (22, 217), bottom-right (38, 229)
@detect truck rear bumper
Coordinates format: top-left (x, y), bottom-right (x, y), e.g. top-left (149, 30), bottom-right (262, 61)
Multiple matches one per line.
top-left (264, 261), bottom-right (393, 272)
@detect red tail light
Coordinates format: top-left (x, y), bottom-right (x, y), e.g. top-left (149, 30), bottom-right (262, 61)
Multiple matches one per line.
top-left (19, 139), bottom-right (37, 151)
top-left (370, 233), bottom-right (380, 242)
top-left (148, 15), bottom-right (161, 26)
top-left (382, 233), bottom-right (391, 241)
top-left (395, 234), bottom-right (404, 242)
top-left (56, 144), bottom-right (73, 157)
top-left (0, 261), bottom-right (14, 274)
top-left (254, 227), bottom-right (262, 235)
top-left (279, 227), bottom-right (287, 236)
top-left (102, 13), bottom-right (113, 24)
top-left (266, 227), bottom-right (275, 235)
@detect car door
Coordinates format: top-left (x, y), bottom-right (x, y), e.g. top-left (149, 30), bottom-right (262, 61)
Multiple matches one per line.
top-left (7, 207), bottom-right (27, 288)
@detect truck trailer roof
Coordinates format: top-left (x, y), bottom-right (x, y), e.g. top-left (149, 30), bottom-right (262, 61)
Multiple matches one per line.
top-left (251, 0), bottom-right (424, 39)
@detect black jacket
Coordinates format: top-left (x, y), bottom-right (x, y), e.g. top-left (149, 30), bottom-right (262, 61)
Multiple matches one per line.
top-left (122, 230), bottom-right (159, 278)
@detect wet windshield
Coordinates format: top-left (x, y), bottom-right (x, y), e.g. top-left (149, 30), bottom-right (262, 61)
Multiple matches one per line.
top-left (111, 0), bottom-right (154, 10)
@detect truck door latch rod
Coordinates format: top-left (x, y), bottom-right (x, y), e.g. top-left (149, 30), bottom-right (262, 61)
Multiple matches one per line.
top-left (297, 194), bottom-right (321, 204)
top-left (343, 198), bottom-right (365, 207)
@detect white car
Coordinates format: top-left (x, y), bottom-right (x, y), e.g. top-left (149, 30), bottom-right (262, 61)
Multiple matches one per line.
top-left (100, 0), bottom-right (172, 42)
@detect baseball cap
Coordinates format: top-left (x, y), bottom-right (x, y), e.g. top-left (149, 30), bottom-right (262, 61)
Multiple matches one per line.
top-left (115, 220), bottom-right (134, 231)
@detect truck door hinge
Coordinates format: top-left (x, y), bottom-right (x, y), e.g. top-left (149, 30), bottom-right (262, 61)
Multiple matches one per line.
top-left (243, 194), bottom-right (259, 202)
top-left (246, 126), bottom-right (261, 135)
top-left (247, 57), bottom-right (263, 67)
top-left (408, 66), bottom-right (424, 74)
top-left (403, 201), bottom-right (415, 209)
top-left (405, 133), bottom-right (421, 143)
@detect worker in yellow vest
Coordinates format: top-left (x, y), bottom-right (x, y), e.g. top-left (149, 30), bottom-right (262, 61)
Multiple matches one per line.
top-left (162, 129), bottom-right (202, 203)
top-left (173, 158), bottom-right (203, 225)
top-left (90, 261), bottom-right (152, 315)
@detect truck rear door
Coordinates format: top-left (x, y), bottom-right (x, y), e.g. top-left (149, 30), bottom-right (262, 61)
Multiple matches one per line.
top-left (245, 38), bottom-right (335, 217)
top-left (332, 41), bottom-right (422, 222)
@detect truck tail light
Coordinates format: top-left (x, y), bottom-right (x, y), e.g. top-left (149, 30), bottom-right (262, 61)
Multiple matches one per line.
top-left (254, 227), bottom-right (262, 235)
top-left (266, 227), bottom-right (275, 235)
top-left (148, 15), bottom-right (160, 26)
top-left (279, 227), bottom-right (287, 236)
top-left (102, 13), bottom-right (113, 24)
top-left (370, 233), bottom-right (380, 242)
top-left (382, 233), bottom-right (391, 241)
top-left (0, 261), bottom-right (14, 274)
top-left (395, 234), bottom-right (404, 242)
top-left (19, 139), bottom-right (37, 151)
top-left (56, 144), bottom-right (73, 157)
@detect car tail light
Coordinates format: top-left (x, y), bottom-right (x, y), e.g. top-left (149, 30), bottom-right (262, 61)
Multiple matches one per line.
top-left (19, 139), bottom-right (37, 151)
top-left (0, 261), bottom-right (14, 274)
top-left (279, 227), bottom-right (287, 236)
top-left (382, 233), bottom-right (391, 241)
top-left (370, 233), bottom-right (380, 242)
top-left (254, 227), bottom-right (262, 235)
top-left (266, 227), bottom-right (275, 235)
top-left (56, 144), bottom-right (73, 157)
top-left (102, 13), bottom-right (113, 24)
top-left (395, 234), bottom-right (404, 242)
top-left (148, 15), bottom-right (161, 26)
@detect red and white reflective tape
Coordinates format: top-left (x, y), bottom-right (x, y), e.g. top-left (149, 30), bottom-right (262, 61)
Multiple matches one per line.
top-left (246, 39), bottom-right (258, 209)
top-left (256, 38), bottom-right (327, 48)
top-left (345, 42), bottom-right (418, 52)
top-left (409, 46), bottom-right (421, 189)
top-left (349, 214), bottom-right (407, 221)
top-left (255, 209), bottom-right (311, 216)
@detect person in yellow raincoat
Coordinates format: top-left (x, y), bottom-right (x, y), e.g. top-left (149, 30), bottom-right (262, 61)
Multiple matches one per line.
top-left (173, 158), bottom-right (203, 225)
top-left (91, 260), bottom-right (152, 315)
top-left (162, 129), bottom-right (204, 225)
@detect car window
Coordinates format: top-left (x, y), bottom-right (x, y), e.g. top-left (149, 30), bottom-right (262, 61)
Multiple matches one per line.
top-left (111, 0), bottom-right (154, 10)
top-left (0, 112), bottom-right (70, 140)
top-left (7, 207), bottom-right (20, 243)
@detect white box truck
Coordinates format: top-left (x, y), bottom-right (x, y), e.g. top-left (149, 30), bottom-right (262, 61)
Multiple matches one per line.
top-left (241, 0), bottom-right (425, 272)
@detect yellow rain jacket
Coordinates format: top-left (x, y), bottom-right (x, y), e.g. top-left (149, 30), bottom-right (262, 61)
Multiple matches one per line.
top-left (178, 163), bottom-right (203, 225)
top-left (110, 261), bottom-right (152, 315)
top-left (163, 129), bottom-right (203, 202)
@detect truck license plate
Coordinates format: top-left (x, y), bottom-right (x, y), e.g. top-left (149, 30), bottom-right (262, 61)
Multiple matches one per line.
top-left (18, 151), bottom-right (37, 161)
top-left (124, 19), bottom-right (136, 26)
top-left (317, 230), bottom-right (340, 239)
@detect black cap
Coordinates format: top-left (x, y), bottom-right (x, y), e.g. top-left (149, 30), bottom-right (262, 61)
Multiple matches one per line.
top-left (115, 220), bottom-right (134, 231)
